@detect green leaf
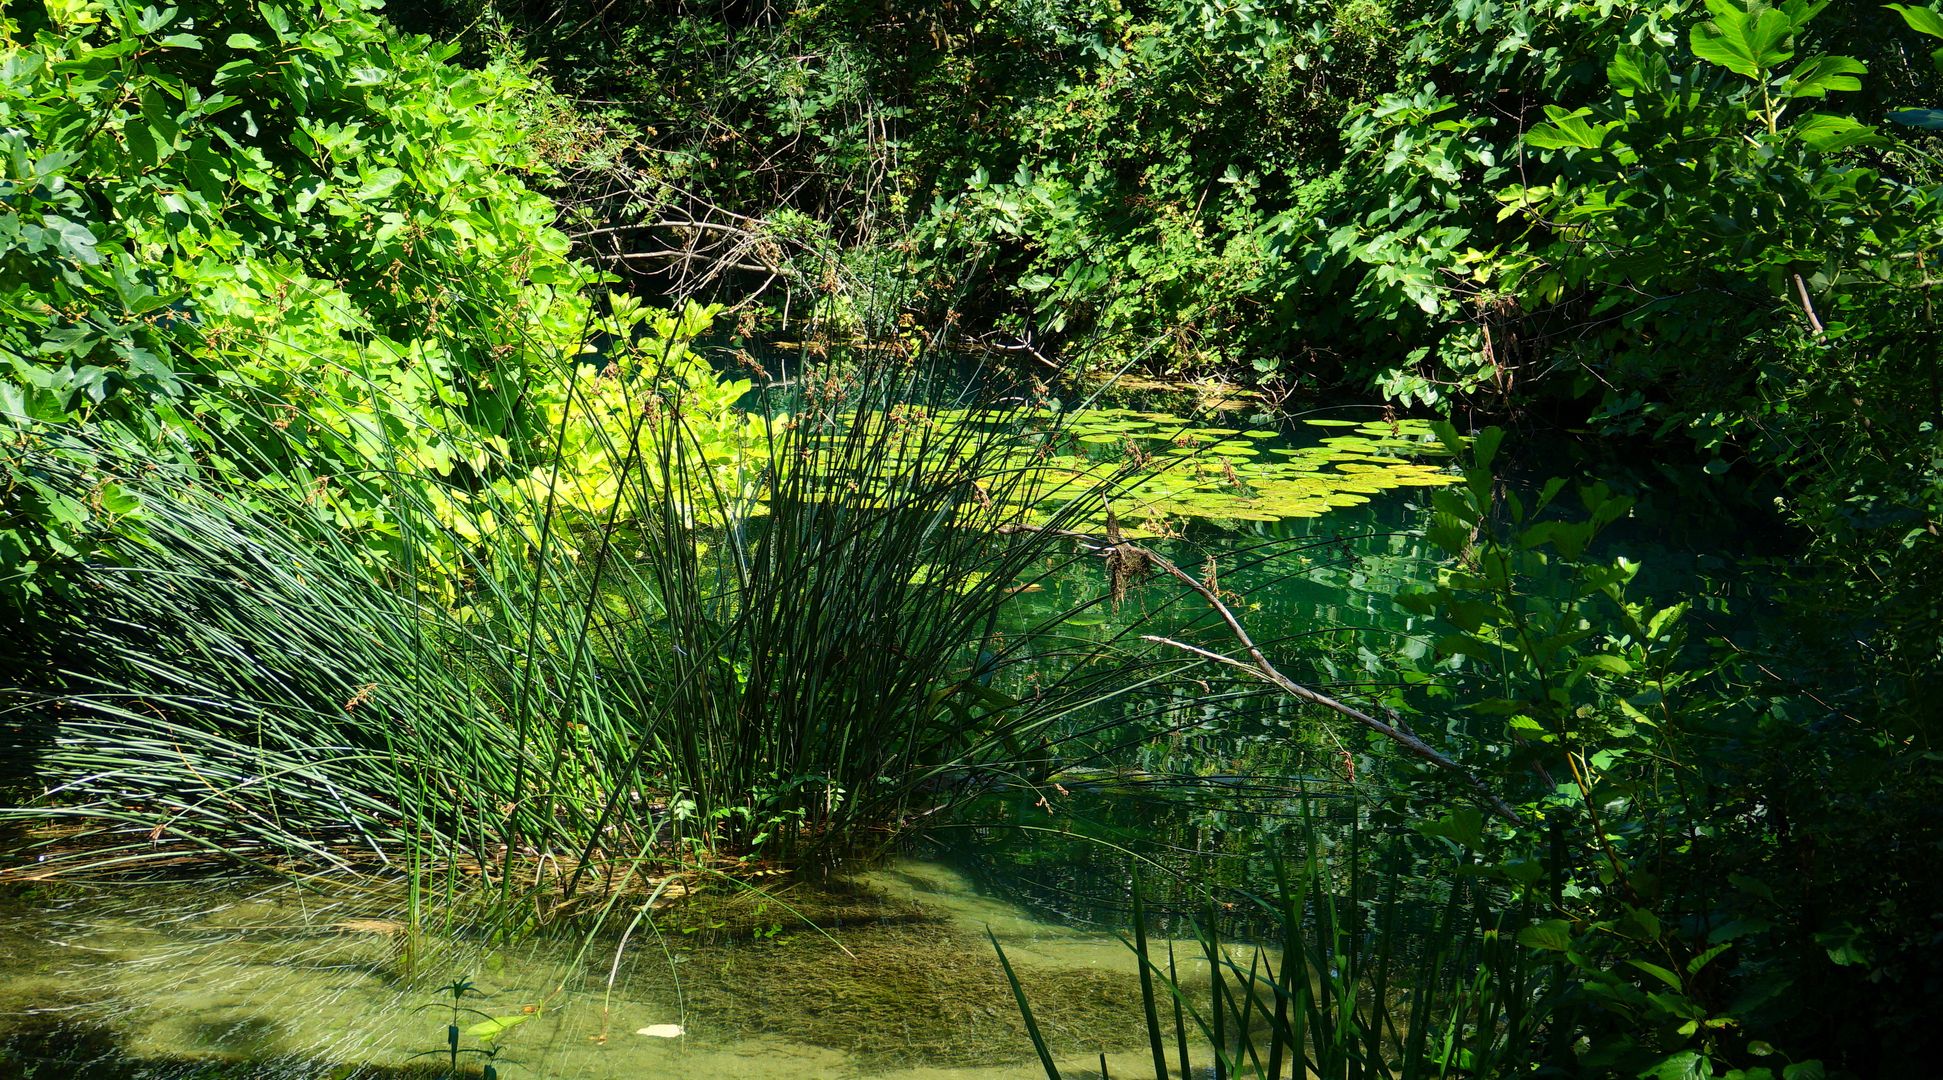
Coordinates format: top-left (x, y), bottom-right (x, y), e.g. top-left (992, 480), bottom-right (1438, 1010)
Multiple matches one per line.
top-left (1627, 959), bottom-right (1684, 990)
top-left (1525, 106), bottom-right (1616, 150)
top-left (40, 215), bottom-right (100, 265)
top-left (1691, 1), bottom-right (1796, 77)
top-left (157, 33), bottom-right (203, 50)
top-left (98, 483), bottom-right (140, 516)
top-left (1578, 653), bottom-right (1634, 676)
top-left (1687, 942), bottom-right (1733, 975)
top-left (1652, 1051), bottom-right (1710, 1080)
top-left (1781, 1062), bottom-right (1826, 1080)
top-left (1609, 44), bottom-right (1672, 97)
top-left (448, 75), bottom-right (493, 110)
top-left (1517, 919), bottom-right (1574, 951)
top-left (1815, 925), bottom-right (1870, 966)
top-left (1890, 3), bottom-right (1943, 40)
top-left (1781, 0), bottom-right (1832, 30)
top-left (1794, 113), bottom-right (1877, 151)
top-left (1418, 807), bottom-right (1485, 848)
top-left (226, 33), bottom-right (264, 50)
top-left (1618, 905), bottom-right (1663, 941)
top-left (1472, 425), bottom-right (1504, 473)
top-left (1783, 54), bottom-right (1866, 98)
top-left (462, 1014), bottom-right (532, 1043)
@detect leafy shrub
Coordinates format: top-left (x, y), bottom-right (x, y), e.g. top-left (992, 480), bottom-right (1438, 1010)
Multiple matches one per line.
top-left (1, 0), bottom-right (621, 599)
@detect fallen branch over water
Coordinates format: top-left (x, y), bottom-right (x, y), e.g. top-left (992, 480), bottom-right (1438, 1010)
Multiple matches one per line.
top-left (998, 521), bottom-right (1527, 827)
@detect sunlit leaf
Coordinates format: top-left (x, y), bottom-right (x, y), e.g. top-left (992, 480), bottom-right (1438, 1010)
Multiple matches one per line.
top-left (1690, 0), bottom-right (1795, 77)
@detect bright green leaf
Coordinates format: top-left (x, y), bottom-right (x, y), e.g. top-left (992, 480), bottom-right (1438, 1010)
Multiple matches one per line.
top-left (1691, 1), bottom-right (1796, 77)
top-left (1517, 919), bottom-right (1574, 951)
top-left (1890, 3), bottom-right (1943, 40)
top-left (1794, 113), bottom-right (1877, 151)
top-left (1652, 1051), bottom-right (1710, 1080)
top-left (1783, 54), bottom-right (1866, 98)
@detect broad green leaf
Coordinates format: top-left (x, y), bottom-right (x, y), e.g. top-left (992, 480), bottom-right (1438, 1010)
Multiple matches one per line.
top-left (1890, 3), bottom-right (1943, 40)
top-left (1577, 653), bottom-right (1634, 677)
top-left (1691, 1), bottom-right (1795, 77)
top-left (1525, 106), bottom-right (1617, 150)
top-left (1418, 806), bottom-right (1485, 847)
top-left (1609, 44), bottom-right (1672, 97)
top-left (1517, 919), bottom-right (1574, 951)
top-left (1618, 905), bottom-right (1663, 940)
top-left (1794, 113), bottom-right (1877, 151)
top-left (1652, 1051), bottom-right (1711, 1080)
top-left (97, 483), bottom-right (140, 516)
top-left (40, 215), bottom-right (100, 264)
top-left (449, 75), bottom-right (493, 110)
top-left (1783, 55), bottom-right (1866, 98)
top-left (1781, 0), bottom-right (1831, 30)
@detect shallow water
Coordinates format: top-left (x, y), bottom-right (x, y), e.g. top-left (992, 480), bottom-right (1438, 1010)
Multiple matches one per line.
top-left (0, 858), bottom-right (1245, 1079)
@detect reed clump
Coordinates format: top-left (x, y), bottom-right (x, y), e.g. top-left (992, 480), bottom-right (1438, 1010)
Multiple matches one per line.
top-left (0, 345), bottom-right (1198, 912)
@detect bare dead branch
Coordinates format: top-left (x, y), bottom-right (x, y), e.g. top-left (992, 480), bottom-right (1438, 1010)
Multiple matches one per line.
top-left (998, 523), bottom-right (1527, 826)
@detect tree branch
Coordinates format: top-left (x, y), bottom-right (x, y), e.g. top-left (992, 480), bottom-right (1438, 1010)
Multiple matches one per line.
top-left (999, 523), bottom-right (1527, 826)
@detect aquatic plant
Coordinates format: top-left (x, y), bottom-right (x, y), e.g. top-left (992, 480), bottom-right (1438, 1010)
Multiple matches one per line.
top-left (0, 340), bottom-right (1247, 891)
top-left (563, 354), bottom-right (1208, 862)
top-left (1000, 813), bottom-right (1552, 1080)
top-left (409, 979), bottom-right (521, 1080)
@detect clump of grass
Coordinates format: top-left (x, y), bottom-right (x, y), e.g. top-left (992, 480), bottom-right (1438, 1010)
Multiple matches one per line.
top-left (1, 339), bottom-right (1206, 904)
top-left (591, 355), bottom-right (1197, 863)
top-left (0, 443), bottom-right (636, 885)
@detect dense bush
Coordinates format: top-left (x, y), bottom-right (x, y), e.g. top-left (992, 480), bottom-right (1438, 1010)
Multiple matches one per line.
top-left (0, 0), bottom-right (761, 603)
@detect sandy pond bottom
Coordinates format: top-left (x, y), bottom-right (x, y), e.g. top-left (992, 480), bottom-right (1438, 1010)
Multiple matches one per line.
top-left (0, 859), bottom-right (1219, 1079)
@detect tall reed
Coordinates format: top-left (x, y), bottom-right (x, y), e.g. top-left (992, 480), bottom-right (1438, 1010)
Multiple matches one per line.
top-left (1, 334), bottom-right (1209, 901)
top-left (998, 792), bottom-right (1556, 1078)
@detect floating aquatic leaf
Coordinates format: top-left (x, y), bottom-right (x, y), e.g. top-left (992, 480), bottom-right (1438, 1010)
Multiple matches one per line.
top-left (465, 1015), bottom-right (533, 1043)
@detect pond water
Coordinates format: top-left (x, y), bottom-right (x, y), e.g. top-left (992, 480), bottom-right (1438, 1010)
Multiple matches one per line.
top-left (0, 395), bottom-right (1453, 1080)
top-left (0, 854), bottom-right (1294, 1079)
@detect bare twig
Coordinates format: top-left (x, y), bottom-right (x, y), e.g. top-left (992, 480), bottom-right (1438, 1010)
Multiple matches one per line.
top-left (999, 523), bottom-right (1527, 826)
top-left (1794, 273), bottom-right (1826, 338)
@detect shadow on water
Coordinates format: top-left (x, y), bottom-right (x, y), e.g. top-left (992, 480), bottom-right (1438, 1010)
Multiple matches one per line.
top-left (0, 615), bottom-right (81, 868)
top-left (0, 1012), bottom-right (485, 1080)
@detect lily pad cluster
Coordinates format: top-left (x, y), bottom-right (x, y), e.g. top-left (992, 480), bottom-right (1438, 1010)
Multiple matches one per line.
top-left (788, 408), bottom-right (1461, 535)
top-left (1027, 412), bottom-right (1461, 530)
